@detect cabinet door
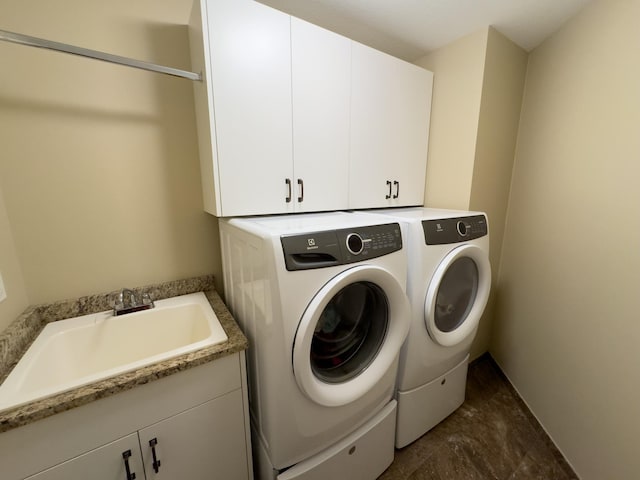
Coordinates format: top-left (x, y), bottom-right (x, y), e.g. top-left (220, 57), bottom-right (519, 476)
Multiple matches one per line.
top-left (291, 18), bottom-right (350, 213)
top-left (26, 433), bottom-right (143, 480)
top-left (349, 42), bottom-right (433, 209)
top-left (205, 0), bottom-right (293, 216)
top-left (139, 389), bottom-right (248, 480)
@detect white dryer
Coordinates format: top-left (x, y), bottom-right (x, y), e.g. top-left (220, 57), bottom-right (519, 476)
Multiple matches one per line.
top-left (363, 208), bottom-right (491, 448)
top-left (219, 212), bottom-right (411, 479)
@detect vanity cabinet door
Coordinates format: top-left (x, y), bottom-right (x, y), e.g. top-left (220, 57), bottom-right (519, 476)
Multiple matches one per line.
top-left (25, 433), bottom-right (143, 480)
top-left (349, 41), bottom-right (433, 209)
top-left (139, 388), bottom-right (248, 480)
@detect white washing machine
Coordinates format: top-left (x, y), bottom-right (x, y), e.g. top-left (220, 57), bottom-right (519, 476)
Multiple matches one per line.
top-left (362, 207), bottom-right (491, 448)
top-left (219, 212), bottom-right (411, 479)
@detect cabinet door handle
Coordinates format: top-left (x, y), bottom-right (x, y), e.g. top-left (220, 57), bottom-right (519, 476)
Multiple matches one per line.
top-left (149, 437), bottom-right (162, 473)
top-left (297, 178), bottom-right (304, 202)
top-left (385, 180), bottom-right (392, 199)
top-left (393, 180), bottom-right (399, 199)
top-left (285, 178), bottom-right (292, 203)
top-left (122, 450), bottom-right (137, 480)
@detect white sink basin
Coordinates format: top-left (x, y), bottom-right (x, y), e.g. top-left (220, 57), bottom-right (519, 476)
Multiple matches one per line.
top-left (0, 292), bottom-right (227, 412)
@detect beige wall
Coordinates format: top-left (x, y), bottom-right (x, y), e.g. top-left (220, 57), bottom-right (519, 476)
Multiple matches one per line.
top-left (491, 0), bottom-right (640, 478)
top-left (0, 187), bottom-right (29, 331)
top-left (469, 29), bottom-right (528, 357)
top-left (416, 28), bottom-right (527, 358)
top-left (416, 29), bottom-right (488, 211)
top-left (0, 0), bottom-right (221, 321)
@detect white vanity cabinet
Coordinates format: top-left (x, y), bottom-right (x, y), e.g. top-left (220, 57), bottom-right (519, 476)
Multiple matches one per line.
top-left (190, 0), bottom-right (432, 217)
top-left (1, 353), bottom-right (252, 480)
top-left (26, 390), bottom-right (247, 480)
top-left (349, 42), bottom-right (434, 209)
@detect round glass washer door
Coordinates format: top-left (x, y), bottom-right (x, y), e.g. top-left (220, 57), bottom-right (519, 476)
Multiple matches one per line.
top-left (293, 265), bottom-right (410, 407)
top-left (424, 244), bottom-right (491, 347)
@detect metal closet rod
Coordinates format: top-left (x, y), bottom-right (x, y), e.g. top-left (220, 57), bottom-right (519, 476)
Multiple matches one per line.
top-left (0, 28), bottom-right (202, 81)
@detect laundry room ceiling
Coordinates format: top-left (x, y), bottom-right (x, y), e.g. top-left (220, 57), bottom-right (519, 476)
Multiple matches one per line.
top-left (257, 0), bottom-right (594, 60)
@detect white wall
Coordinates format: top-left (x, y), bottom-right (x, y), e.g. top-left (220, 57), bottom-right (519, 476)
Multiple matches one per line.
top-left (491, 0), bottom-right (640, 477)
top-left (0, 0), bottom-right (221, 318)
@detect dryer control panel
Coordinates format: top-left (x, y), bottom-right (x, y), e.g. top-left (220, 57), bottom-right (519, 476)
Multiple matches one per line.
top-left (281, 223), bottom-right (402, 271)
top-left (422, 215), bottom-right (488, 245)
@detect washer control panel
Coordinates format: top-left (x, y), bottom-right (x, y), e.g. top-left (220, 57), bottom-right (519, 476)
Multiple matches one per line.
top-left (281, 223), bottom-right (402, 271)
top-left (422, 215), bottom-right (487, 245)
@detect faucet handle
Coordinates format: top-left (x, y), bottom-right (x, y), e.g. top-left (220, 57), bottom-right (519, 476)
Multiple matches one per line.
top-left (113, 291), bottom-right (125, 313)
top-left (141, 292), bottom-right (154, 306)
top-left (114, 288), bottom-right (135, 309)
top-left (123, 288), bottom-right (137, 306)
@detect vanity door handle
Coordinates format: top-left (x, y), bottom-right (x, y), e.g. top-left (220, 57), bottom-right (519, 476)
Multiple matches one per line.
top-left (149, 437), bottom-right (162, 473)
top-left (297, 178), bottom-right (304, 202)
top-left (393, 180), bottom-right (399, 199)
top-left (385, 180), bottom-right (392, 199)
top-left (122, 450), bottom-right (137, 480)
top-left (285, 178), bottom-right (292, 203)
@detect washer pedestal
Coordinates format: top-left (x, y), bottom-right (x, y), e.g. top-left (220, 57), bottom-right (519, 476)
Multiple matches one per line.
top-left (255, 401), bottom-right (397, 480)
top-left (395, 355), bottom-right (469, 448)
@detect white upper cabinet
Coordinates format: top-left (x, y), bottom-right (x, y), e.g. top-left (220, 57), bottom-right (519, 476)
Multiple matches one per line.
top-left (190, 0), bottom-right (433, 217)
top-left (190, 0), bottom-right (293, 217)
top-left (349, 41), bottom-right (434, 209)
top-left (291, 18), bottom-right (351, 213)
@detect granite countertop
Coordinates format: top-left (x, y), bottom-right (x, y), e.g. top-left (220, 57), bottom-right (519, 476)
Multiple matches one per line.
top-left (0, 275), bottom-right (248, 433)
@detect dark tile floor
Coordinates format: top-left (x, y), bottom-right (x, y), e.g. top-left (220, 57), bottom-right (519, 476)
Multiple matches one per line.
top-left (379, 354), bottom-right (578, 479)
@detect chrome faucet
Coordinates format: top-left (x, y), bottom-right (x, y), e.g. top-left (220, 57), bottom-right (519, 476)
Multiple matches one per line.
top-left (113, 288), bottom-right (155, 316)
